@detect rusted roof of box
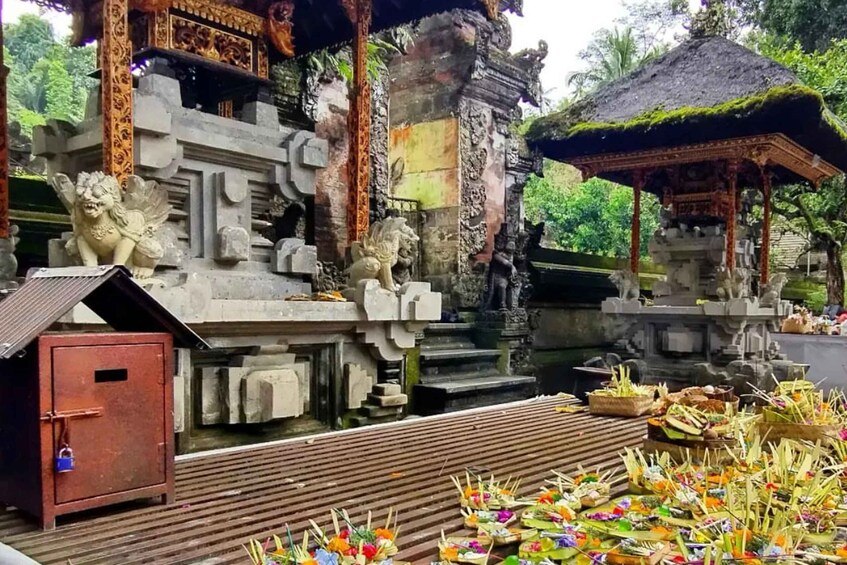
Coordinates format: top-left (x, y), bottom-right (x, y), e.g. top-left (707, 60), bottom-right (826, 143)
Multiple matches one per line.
top-left (0, 265), bottom-right (209, 359)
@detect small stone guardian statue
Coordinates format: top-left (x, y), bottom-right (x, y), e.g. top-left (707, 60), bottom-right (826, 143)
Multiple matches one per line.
top-left (716, 267), bottom-right (751, 301)
top-left (52, 172), bottom-right (171, 279)
top-left (0, 225), bottom-right (20, 292)
top-left (609, 269), bottom-right (640, 301)
top-left (484, 224), bottom-right (518, 311)
top-left (759, 272), bottom-right (788, 307)
top-left (347, 217), bottom-right (420, 292)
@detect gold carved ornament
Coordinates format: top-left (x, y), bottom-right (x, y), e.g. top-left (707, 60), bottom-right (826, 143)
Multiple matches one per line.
top-left (171, 15), bottom-right (254, 73)
top-left (340, 0), bottom-right (373, 244)
top-left (267, 1), bottom-right (295, 58)
top-left (481, 0), bottom-right (499, 20)
top-left (101, 0), bottom-right (134, 186)
top-left (130, 0), bottom-right (171, 13)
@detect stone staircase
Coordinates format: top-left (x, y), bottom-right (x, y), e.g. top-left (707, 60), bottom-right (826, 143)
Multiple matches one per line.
top-left (413, 323), bottom-right (537, 415)
top-left (349, 383), bottom-right (408, 427)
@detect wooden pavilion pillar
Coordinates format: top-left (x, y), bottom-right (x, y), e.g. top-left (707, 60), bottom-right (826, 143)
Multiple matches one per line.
top-left (0, 12), bottom-right (9, 240)
top-left (101, 0), bottom-right (134, 185)
top-left (760, 167), bottom-right (772, 284)
top-left (341, 0), bottom-right (373, 245)
top-left (630, 170), bottom-right (645, 276)
top-left (725, 159), bottom-right (741, 271)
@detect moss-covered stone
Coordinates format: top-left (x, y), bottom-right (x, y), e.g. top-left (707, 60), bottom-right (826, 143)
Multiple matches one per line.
top-left (404, 347), bottom-right (421, 398)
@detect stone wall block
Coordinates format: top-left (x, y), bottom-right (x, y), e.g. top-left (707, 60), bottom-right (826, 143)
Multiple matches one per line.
top-left (217, 226), bottom-right (251, 262)
top-left (199, 367), bottom-right (223, 425)
top-left (344, 364), bottom-right (372, 409)
top-left (241, 369), bottom-right (302, 423)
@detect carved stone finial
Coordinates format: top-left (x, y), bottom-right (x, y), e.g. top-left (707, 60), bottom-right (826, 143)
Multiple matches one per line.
top-left (50, 172), bottom-right (171, 279)
top-left (268, 1), bottom-right (296, 58)
top-left (689, 0), bottom-right (731, 39)
top-left (347, 217), bottom-right (420, 292)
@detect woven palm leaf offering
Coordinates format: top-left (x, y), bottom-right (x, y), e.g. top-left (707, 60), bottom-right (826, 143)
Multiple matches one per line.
top-left (246, 530), bottom-right (317, 565)
top-left (462, 508), bottom-right (517, 530)
top-left (587, 365), bottom-right (654, 417)
top-left (753, 379), bottom-right (844, 445)
top-left (452, 473), bottom-right (519, 510)
top-left (645, 401), bottom-right (758, 461)
top-left (475, 523), bottom-right (539, 547)
top-left (652, 385), bottom-right (739, 417)
top-left (308, 509), bottom-right (402, 565)
top-left (517, 526), bottom-right (601, 562)
top-left (598, 540), bottom-right (673, 565)
top-left (438, 533), bottom-right (493, 565)
top-left (548, 467), bottom-right (617, 509)
top-left (577, 493), bottom-right (697, 542)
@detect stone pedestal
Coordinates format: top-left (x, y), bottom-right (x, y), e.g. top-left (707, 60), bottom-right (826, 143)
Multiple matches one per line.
top-left (601, 296), bottom-right (794, 395)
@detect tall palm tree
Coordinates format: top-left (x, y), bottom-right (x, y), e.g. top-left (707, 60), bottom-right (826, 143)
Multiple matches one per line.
top-left (567, 27), bottom-right (662, 97)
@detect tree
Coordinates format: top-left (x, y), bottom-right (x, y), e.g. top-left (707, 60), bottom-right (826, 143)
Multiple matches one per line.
top-left (524, 163), bottom-right (660, 260)
top-left (4, 14), bottom-right (96, 137)
top-left (567, 27), bottom-right (663, 97)
top-left (752, 36), bottom-right (847, 304)
top-left (739, 0), bottom-right (847, 53)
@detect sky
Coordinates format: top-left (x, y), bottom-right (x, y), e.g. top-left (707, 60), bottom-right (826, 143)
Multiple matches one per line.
top-left (3, 0), bottom-right (700, 102)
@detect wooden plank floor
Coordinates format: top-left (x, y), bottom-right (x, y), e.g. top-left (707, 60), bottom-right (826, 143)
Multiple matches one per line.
top-left (0, 397), bottom-right (646, 565)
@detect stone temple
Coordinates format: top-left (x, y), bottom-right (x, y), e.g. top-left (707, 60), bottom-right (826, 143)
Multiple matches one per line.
top-left (1, 0), bottom-right (546, 452)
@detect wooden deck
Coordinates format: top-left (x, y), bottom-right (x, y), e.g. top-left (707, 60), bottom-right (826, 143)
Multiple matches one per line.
top-left (0, 397), bottom-right (646, 565)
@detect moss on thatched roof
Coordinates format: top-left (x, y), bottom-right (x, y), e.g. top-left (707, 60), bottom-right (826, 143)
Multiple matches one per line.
top-left (527, 36), bottom-right (847, 173)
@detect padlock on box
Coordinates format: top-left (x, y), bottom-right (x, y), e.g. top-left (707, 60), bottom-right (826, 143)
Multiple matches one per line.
top-left (55, 447), bottom-right (74, 473)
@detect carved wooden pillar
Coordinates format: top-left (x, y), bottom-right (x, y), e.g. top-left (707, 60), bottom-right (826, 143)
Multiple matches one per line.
top-left (341, 0), bottom-right (372, 245)
top-left (726, 160), bottom-right (740, 271)
top-left (631, 170), bottom-right (645, 276)
top-left (0, 15), bottom-right (9, 240)
top-left (102, 0), bottom-right (134, 185)
top-left (760, 167), bottom-right (772, 284)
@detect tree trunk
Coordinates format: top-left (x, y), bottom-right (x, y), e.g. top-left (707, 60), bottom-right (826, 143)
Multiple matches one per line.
top-left (825, 241), bottom-right (845, 306)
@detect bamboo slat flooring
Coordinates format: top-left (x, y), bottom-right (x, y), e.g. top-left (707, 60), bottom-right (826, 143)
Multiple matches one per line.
top-left (0, 397), bottom-right (646, 565)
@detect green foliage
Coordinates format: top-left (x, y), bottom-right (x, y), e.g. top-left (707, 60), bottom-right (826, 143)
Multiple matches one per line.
top-left (806, 287), bottom-right (828, 312)
top-left (305, 28), bottom-right (413, 83)
top-left (754, 35), bottom-right (847, 115)
top-left (567, 27), bottom-right (663, 97)
top-left (4, 14), bottom-right (96, 136)
top-left (741, 0), bottom-right (847, 53)
top-left (524, 162), bottom-right (659, 259)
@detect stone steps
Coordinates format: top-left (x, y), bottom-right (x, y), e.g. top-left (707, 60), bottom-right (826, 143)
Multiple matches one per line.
top-left (413, 375), bottom-right (537, 416)
top-left (412, 324), bottom-right (536, 416)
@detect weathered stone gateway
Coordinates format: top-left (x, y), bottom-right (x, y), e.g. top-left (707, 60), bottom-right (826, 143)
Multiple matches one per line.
top-left (527, 34), bottom-right (847, 395)
top-left (0, 0), bottom-right (546, 453)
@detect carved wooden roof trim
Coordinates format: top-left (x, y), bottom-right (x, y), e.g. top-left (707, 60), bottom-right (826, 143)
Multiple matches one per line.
top-left (568, 133), bottom-right (840, 187)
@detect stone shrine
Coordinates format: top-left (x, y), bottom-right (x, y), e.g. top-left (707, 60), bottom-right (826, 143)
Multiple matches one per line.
top-left (14, 0), bottom-right (518, 451)
top-left (527, 35), bottom-right (847, 395)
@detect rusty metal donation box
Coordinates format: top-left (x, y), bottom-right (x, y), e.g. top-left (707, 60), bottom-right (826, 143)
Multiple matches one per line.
top-left (0, 332), bottom-right (175, 529)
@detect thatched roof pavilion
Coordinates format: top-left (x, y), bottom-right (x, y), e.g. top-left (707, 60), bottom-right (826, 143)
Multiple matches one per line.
top-left (527, 36), bottom-right (847, 187)
top-left (525, 35), bottom-right (847, 282)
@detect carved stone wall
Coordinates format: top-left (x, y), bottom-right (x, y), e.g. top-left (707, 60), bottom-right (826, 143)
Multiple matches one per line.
top-left (388, 9), bottom-right (545, 309)
top-left (311, 76), bottom-right (351, 263)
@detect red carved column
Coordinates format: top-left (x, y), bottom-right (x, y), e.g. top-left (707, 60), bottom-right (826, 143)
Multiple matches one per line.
top-left (341, 0), bottom-right (372, 245)
top-left (0, 12), bottom-right (9, 240)
top-left (631, 170), bottom-right (645, 276)
top-left (102, 0), bottom-right (134, 185)
top-left (760, 167), bottom-right (772, 284)
top-left (726, 160), bottom-right (740, 271)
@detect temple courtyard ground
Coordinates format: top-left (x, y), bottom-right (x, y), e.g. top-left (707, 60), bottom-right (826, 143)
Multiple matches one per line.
top-left (0, 397), bottom-right (644, 564)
